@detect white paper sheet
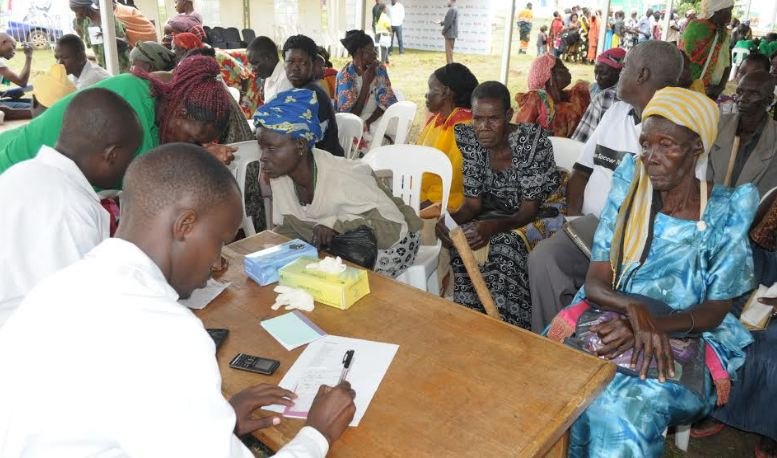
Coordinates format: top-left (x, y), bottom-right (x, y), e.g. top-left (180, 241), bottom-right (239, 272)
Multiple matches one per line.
top-left (87, 26), bottom-right (103, 45)
top-left (263, 335), bottom-right (399, 426)
top-left (179, 279), bottom-right (231, 310)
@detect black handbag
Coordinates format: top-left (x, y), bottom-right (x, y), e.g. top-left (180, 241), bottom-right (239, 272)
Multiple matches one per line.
top-left (327, 226), bottom-right (378, 269)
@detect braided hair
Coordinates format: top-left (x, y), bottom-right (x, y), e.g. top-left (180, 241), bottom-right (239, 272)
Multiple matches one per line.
top-left (135, 55), bottom-right (231, 143)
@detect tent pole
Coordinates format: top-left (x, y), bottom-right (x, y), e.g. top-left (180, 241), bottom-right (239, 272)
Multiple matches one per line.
top-left (98, 0), bottom-right (120, 75)
top-left (661, 0), bottom-right (674, 41)
top-left (499, 0), bottom-right (517, 85)
top-left (597, 0), bottom-right (611, 54)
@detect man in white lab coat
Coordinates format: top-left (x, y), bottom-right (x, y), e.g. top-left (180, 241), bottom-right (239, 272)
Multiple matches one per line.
top-left (0, 143), bottom-right (356, 457)
top-left (0, 88), bottom-right (142, 328)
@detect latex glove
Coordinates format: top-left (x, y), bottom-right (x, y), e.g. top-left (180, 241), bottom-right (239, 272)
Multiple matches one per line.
top-left (271, 285), bottom-right (315, 312)
top-left (306, 256), bottom-right (347, 274)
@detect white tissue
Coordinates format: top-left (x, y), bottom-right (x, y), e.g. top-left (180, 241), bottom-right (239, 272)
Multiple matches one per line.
top-left (305, 256), bottom-right (347, 274)
top-left (271, 285), bottom-right (315, 312)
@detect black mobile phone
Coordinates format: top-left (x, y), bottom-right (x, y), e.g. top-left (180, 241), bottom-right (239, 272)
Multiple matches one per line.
top-left (229, 353), bottom-right (280, 375)
top-left (206, 328), bottom-right (229, 350)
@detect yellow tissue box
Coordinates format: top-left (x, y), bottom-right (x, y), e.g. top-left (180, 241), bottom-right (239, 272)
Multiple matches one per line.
top-left (278, 257), bottom-right (370, 310)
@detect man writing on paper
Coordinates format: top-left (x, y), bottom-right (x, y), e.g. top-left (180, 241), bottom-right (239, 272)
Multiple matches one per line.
top-left (0, 144), bottom-right (356, 457)
top-left (0, 88), bottom-right (141, 328)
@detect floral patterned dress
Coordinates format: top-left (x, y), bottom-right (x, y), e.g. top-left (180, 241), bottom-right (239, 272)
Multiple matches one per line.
top-left (450, 123), bottom-right (562, 328)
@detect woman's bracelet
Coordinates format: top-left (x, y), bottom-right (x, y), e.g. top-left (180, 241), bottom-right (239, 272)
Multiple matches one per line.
top-left (685, 311), bottom-right (695, 335)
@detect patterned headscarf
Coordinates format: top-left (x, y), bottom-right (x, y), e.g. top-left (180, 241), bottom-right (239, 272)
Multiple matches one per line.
top-left (609, 87), bottom-right (719, 288)
top-left (130, 41), bottom-right (176, 72)
top-left (700, 0), bottom-right (734, 19)
top-left (596, 47), bottom-right (627, 69)
top-left (527, 54), bottom-right (556, 91)
top-left (32, 64), bottom-right (75, 108)
top-left (253, 88), bottom-right (322, 148)
top-left (172, 32), bottom-right (203, 50)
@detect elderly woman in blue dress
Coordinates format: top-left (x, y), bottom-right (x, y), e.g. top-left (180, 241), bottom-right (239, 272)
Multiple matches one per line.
top-left (254, 88), bottom-right (421, 277)
top-left (547, 87), bottom-right (758, 456)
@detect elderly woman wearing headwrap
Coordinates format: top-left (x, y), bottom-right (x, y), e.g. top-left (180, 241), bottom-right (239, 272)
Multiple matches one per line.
top-left (514, 54), bottom-right (590, 138)
top-left (70, 0), bottom-right (131, 73)
top-left (255, 88), bottom-right (421, 277)
top-left (681, 0), bottom-right (734, 99)
top-left (546, 87), bottom-right (758, 457)
top-left (130, 41), bottom-right (176, 73)
top-left (335, 29), bottom-right (398, 155)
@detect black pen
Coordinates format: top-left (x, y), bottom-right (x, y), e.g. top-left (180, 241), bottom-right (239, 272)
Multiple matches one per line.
top-left (339, 350), bottom-right (355, 384)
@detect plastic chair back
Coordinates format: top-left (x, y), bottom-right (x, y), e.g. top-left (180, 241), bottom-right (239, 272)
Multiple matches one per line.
top-left (335, 112), bottom-right (364, 160)
top-left (242, 28), bottom-right (257, 45)
top-left (362, 144), bottom-right (452, 212)
top-left (549, 136), bottom-right (584, 171)
top-left (368, 101), bottom-right (417, 151)
top-left (229, 140), bottom-right (265, 235)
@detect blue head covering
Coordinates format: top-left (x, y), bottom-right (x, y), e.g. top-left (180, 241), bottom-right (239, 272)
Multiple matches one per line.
top-left (253, 89), bottom-right (322, 148)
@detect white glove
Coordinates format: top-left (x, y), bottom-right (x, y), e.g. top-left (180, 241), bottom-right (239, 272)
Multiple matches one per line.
top-left (271, 285), bottom-right (315, 312)
top-left (306, 256), bottom-right (347, 274)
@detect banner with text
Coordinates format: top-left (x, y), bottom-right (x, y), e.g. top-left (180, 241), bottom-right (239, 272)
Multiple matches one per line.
top-left (401, 0), bottom-right (497, 55)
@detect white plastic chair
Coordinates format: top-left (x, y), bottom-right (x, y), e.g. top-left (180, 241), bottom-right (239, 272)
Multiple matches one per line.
top-left (335, 112), bottom-right (364, 160)
top-left (549, 136), bottom-right (584, 171)
top-left (368, 101), bottom-right (417, 151)
top-left (362, 145), bottom-right (452, 294)
top-left (228, 140), bottom-right (271, 236)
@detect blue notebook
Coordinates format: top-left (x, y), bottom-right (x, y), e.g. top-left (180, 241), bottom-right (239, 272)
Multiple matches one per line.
top-left (261, 311), bottom-right (327, 350)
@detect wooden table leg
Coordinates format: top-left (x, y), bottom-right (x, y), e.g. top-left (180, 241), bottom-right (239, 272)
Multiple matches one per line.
top-left (543, 431), bottom-right (568, 458)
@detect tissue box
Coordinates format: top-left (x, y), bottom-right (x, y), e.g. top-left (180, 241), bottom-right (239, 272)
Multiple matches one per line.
top-left (279, 257), bottom-right (370, 310)
top-left (244, 239), bottom-right (318, 286)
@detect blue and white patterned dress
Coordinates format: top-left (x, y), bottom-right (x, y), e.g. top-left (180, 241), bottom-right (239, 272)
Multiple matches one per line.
top-left (568, 155), bottom-right (757, 457)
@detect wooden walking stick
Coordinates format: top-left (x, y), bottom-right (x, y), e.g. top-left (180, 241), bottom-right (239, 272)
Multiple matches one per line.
top-left (443, 214), bottom-right (500, 319)
top-left (723, 136), bottom-right (741, 187)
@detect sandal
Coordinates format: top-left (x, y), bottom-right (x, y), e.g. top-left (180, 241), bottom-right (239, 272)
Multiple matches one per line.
top-left (689, 418), bottom-right (726, 439)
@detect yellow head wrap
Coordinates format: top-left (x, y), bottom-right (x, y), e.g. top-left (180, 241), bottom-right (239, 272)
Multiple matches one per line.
top-left (32, 64), bottom-right (76, 108)
top-left (610, 87), bottom-right (720, 288)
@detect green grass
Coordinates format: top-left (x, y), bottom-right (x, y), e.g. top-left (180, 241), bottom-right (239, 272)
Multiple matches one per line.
top-left (14, 42), bottom-right (598, 139)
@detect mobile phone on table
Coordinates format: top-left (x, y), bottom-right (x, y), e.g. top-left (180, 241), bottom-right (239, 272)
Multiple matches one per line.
top-left (206, 328), bottom-right (229, 349)
top-left (229, 353), bottom-right (280, 375)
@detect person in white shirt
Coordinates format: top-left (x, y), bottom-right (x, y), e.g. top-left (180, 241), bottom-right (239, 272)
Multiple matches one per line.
top-left (527, 41), bottom-right (690, 333)
top-left (388, 0), bottom-right (405, 57)
top-left (0, 88), bottom-right (142, 328)
top-left (55, 34), bottom-right (111, 90)
top-left (0, 143), bottom-right (356, 457)
top-left (248, 36), bottom-right (293, 103)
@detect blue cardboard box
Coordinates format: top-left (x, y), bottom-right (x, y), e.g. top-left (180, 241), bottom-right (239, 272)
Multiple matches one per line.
top-left (244, 239), bottom-right (318, 286)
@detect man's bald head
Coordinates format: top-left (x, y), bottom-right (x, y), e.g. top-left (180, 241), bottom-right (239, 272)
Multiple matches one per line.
top-left (55, 88), bottom-right (143, 189)
top-left (117, 144), bottom-right (242, 299)
top-left (617, 41), bottom-right (686, 112)
top-left (56, 88), bottom-right (142, 189)
top-left (0, 33), bottom-right (16, 59)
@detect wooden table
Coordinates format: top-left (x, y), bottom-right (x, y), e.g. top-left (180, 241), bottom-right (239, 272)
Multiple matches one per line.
top-left (197, 232), bottom-right (615, 457)
top-left (0, 118), bottom-right (29, 134)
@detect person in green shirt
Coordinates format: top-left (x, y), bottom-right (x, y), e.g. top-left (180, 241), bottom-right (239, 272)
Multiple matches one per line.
top-left (70, 0), bottom-right (131, 73)
top-left (0, 55), bottom-right (235, 174)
